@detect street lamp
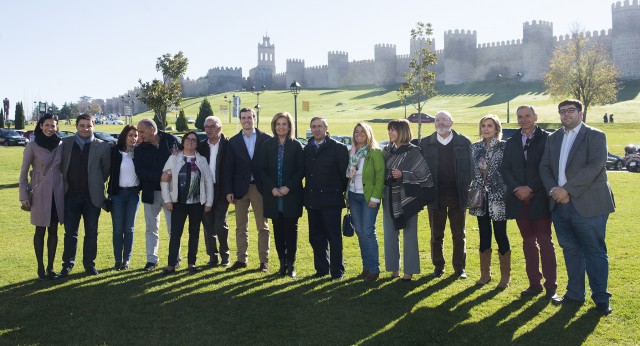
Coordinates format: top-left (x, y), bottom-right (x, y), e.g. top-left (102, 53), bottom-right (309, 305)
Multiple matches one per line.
top-left (496, 72), bottom-right (523, 124)
top-left (224, 94), bottom-right (234, 123)
top-left (251, 85), bottom-right (266, 127)
top-left (121, 94), bottom-right (135, 125)
top-left (289, 80), bottom-right (301, 138)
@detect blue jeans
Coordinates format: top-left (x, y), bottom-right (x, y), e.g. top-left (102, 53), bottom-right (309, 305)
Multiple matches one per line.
top-left (552, 201), bottom-right (611, 304)
top-left (110, 187), bottom-right (140, 263)
top-left (63, 192), bottom-right (101, 269)
top-left (348, 191), bottom-right (380, 273)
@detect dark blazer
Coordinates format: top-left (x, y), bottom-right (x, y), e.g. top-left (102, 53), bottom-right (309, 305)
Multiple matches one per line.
top-left (539, 123), bottom-right (615, 217)
top-left (197, 133), bottom-right (229, 203)
top-left (419, 130), bottom-right (473, 210)
top-left (303, 136), bottom-right (349, 209)
top-left (133, 130), bottom-right (178, 204)
top-left (223, 128), bottom-right (271, 199)
top-left (259, 137), bottom-right (305, 219)
top-left (501, 126), bottom-right (550, 220)
top-left (61, 136), bottom-right (111, 208)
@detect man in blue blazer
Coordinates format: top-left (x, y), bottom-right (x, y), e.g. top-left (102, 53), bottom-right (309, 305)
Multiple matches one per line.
top-left (540, 99), bottom-right (615, 315)
top-left (223, 108), bottom-right (272, 272)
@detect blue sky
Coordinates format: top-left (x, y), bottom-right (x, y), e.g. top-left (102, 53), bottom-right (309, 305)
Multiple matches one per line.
top-left (0, 0), bottom-right (615, 117)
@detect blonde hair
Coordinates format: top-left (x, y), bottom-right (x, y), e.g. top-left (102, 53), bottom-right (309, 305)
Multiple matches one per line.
top-left (352, 122), bottom-right (378, 150)
top-left (270, 112), bottom-right (294, 140)
top-left (387, 119), bottom-right (413, 145)
top-left (478, 114), bottom-right (502, 140)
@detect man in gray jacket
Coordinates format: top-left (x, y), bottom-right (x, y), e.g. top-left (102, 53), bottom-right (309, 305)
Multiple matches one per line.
top-left (419, 110), bottom-right (473, 279)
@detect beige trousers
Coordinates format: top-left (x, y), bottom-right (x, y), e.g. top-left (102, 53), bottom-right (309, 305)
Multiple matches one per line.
top-left (234, 184), bottom-right (270, 264)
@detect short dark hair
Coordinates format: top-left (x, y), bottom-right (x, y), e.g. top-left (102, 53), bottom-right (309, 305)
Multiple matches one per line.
top-left (181, 131), bottom-right (199, 150)
top-left (558, 99), bottom-right (583, 112)
top-left (76, 113), bottom-right (93, 126)
top-left (34, 113), bottom-right (59, 136)
top-left (116, 125), bottom-right (138, 151)
top-left (239, 108), bottom-right (256, 118)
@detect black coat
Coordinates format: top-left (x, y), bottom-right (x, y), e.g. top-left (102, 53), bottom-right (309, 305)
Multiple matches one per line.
top-left (419, 130), bottom-right (473, 209)
top-left (303, 137), bottom-right (349, 210)
top-left (501, 126), bottom-right (550, 220)
top-left (133, 130), bottom-right (178, 204)
top-left (106, 146), bottom-right (140, 196)
top-left (259, 137), bottom-right (305, 218)
top-left (223, 128), bottom-right (271, 199)
top-left (197, 134), bottom-right (229, 203)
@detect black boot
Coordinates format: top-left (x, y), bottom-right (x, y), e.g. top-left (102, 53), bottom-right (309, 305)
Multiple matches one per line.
top-left (278, 259), bottom-right (287, 276)
top-left (287, 261), bottom-right (296, 278)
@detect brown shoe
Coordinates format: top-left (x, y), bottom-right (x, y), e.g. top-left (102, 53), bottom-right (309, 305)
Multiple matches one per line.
top-left (259, 262), bottom-right (269, 272)
top-left (226, 261), bottom-right (247, 272)
top-left (364, 273), bottom-right (379, 282)
top-left (357, 270), bottom-right (370, 280)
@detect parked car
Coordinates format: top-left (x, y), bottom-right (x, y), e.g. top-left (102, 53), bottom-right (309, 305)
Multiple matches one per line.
top-left (501, 128), bottom-right (520, 139)
top-left (296, 137), bottom-right (308, 146)
top-left (58, 130), bottom-right (75, 138)
top-left (379, 140), bottom-right (390, 149)
top-left (407, 113), bottom-right (435, 123)
top-left (624, 145), bottom-right (640, 173)
top-left (606, 152), bottom-right (625, 171)
top-left (106, 118), bottom-right (124, 125)
top-left (331, 135), bottom-right (352, 150)
top-left (14, 130), bottom-right (30, 143)
top-left (94, 131), bottom-right (117, 144)
top-left (187, 118), bottom-right (195, 124)
top-left (0, 128), bottom-right (28, 146)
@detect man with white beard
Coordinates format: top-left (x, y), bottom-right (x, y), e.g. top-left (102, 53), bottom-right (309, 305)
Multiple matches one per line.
top-left (419, 110), bottom-right (473, 279)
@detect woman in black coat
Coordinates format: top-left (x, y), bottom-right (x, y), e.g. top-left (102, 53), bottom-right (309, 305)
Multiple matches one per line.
top-left (259, 112), bottom-right (305, 277)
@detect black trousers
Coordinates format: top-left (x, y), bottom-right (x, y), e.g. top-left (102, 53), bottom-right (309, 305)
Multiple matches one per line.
top-left (271, 213), bottom-right (299, 265)
top-left (169, 202), bottom-right (204, 267)
top-left (202, 200), bottom-right (230, 262)
top-left (307, 208), bottom-right (344, 277)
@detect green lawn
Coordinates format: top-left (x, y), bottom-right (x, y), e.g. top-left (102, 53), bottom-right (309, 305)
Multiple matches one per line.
top-left (2, 84), bottom-right (640, 344)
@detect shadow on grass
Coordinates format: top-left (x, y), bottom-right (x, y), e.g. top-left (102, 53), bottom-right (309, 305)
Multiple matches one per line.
top-left (0, 269), bottom-right (606, 345)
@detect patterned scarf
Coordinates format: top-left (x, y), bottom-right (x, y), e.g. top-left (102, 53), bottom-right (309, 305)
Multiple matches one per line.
top-left (346, 145), bottom-right (368, 178)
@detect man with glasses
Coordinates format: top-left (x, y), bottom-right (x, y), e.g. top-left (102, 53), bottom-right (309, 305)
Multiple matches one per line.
top-left (540, 99), bottom-right (615, 315)
top-left (223, 108), bottom-right (271, 272)
top-left (197, 116), bottom-right (230, 267)
top-left (502, 105), bottom-right (558, 299)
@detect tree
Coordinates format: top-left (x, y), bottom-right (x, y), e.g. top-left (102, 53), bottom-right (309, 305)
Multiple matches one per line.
top-left (176, 109), bottom-right (189, 132)
top-left (15, 102), bottom-right (25, 130)
top-left (544, 29), bottom-right (619, 122)
top-left (398, 22), bottom-right (438, 141)
top-left (60, 102), bottom-right (79, 124)
top-left (49, 103), bottom-right (60, 116)
top-left (195, 98), bottom-right (213, 130)
top-left (0, 109), bottom-right (4, 129)
top-left (138, 52), bottom-right (189, 130)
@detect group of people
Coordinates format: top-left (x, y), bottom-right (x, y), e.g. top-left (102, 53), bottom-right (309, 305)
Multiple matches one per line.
top-left (18, 99), bottom-right (615, 316)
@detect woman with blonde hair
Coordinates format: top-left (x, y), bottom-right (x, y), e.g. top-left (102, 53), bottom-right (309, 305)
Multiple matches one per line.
top-left (347, 122), bottom-right (385, 281)
top-left (382, 119), bottom-right (433, 281)
top-left (469, 114), bottom-right (510, 289)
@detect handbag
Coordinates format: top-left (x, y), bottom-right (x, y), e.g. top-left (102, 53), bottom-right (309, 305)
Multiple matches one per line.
top-left (21, 185), bottom-right (33, 211)
top-left (102, 196), bottom-right (113, 213)
top-left (342, 212), bottom-right (355, 237)
top-left (467, 188), bottom-right (484, 209)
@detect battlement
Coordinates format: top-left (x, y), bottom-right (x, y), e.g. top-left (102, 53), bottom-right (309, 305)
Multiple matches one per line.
top-left (286, 58), bottom-right (305, 63)
top-left (613, 0), bottom-right (640, 11)
top-left (585, 29), bottom-right (613, 37)
top-left (350, 59), bottom-right (374, 65)
top-left (374, 43), bottom-right (396, 49)
top-left (478, 39), bottom-right (522, 48)
top-left (554, 29), bottom-right (613, 42)
top-left (274, 72), bottom-right (286, 77)
top-left (397, 54), bottom-right (409, 59)
top-left (524, 20), bottom-right (553, 28)
top-left (328, 51), bottom-right (348, 56)
top-left (209, 67), bottom-right (241, 71)
top-left (308, 65), bottom-right (328, 70)
top-left (444, 29), bottom-right (477, 37)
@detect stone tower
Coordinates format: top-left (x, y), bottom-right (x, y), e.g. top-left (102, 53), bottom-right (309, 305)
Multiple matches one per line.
top-left (374, 44), bottom-right (397, 85)
top-left (443, 29), bottom-right (477, 85)
top-left (286, 59), bottom-right (305, 88)
top-left (251, 35), bottom-right (276, 88)
top-left (612, 0), bottom-right (640, 79)
top-left (327, 51), bottom-right (348, 88)
top-left (522, 20), bottom-right (554, 82)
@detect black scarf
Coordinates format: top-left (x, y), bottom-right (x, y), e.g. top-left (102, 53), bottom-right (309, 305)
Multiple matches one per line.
top-left (34, 131), bottom-right (61, 151)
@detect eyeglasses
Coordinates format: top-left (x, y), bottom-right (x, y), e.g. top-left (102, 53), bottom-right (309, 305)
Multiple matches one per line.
top-left (184, 138), bottom-right (198, 143)
top-left (558, 107), bottom-right (578, 115)
top-left (204, 125), bottom-right (220, 130)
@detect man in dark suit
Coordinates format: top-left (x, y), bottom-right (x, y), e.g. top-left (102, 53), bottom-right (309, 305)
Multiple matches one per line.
top-left (223, 108), bottom-right (271, 272)
top-left (502, 105), bottom-right (558, 299)
top-left (56, 114), bottom-right (111, 279)
top-left (419, 110), bottom-right (473, 279)
top-left (304, 117), bottom-right (349, 280)
top-left (540, 99), bottom-right (615, 315)
top-left (197, 116), bottom-right (230, 267)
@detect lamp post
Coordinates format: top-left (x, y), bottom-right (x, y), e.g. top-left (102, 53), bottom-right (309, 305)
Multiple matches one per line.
top-left (496, 72), bottom-right (523, 124)
top-left (289, 80), bottom-right (301, 138)
top-left (251, 85), bottom-right (266, 127)
top-left (224, 94), bottom-right (233, 123)
top-left (121, 94), bottom-right (134, 125)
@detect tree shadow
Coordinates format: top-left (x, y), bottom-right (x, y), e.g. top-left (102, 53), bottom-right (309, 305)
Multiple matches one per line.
top-left (351, 88), bottom-right (393, 100)
top-left (617, 80), bottom-right (640, 102)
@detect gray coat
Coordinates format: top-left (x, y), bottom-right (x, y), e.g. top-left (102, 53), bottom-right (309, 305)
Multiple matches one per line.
top-left (19, 141), bottom-right (65, 227)
top-left (539, 123), bottom-right (615, 217)
top-left (61, 136), bottom-right (111, 208)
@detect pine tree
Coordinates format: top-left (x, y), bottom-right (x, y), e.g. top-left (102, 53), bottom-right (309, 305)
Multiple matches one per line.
top-left (15, 102), bottom-right (25, 130)
top-left (195, 98), bottom-right (213, 131)
top-left (176, 109), bottom-right (189, 132)
top-left (0, 109), bottom-right (4, 129)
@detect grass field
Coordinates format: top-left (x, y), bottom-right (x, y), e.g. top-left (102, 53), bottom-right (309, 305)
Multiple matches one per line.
top-left (1, 85), bottom-right (640, 345)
